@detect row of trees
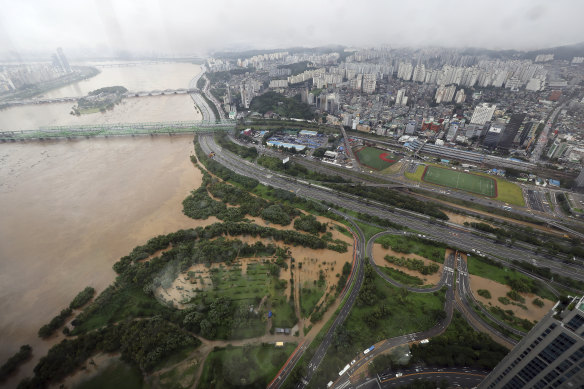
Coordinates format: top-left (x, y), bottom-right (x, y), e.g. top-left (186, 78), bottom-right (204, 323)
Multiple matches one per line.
top-left (215, 133), bottom-right (258, 160)
top-left (327, 183), bottom-right (448, 220)
top-left (256, 155), bottom-right (348, 182)
top-left (0, 345), bottom-right (32, 382)
top-left (384, 255), bottom-right (439, 275)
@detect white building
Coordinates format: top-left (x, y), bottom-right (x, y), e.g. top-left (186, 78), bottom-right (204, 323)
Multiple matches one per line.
top-left (470, 103), bottom-right (496, 125)
top-left (395, 88), bottom-right (407, 106)
top-left (362, 74), bottom-right (376, 94)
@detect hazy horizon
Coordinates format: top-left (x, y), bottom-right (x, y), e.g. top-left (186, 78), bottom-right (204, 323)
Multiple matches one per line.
top-left (1, 0), bottom-right (584, 60)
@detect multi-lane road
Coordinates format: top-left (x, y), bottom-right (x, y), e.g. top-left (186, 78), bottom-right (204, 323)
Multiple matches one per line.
top-left (196, 133), bottom-right (584, 387)
top-left (199, 134), bottom-right (584, 285)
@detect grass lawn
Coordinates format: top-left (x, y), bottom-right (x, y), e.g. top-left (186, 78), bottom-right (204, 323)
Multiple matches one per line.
top-left (422, 166), bottom-right (497, 197)
top-left (354, 146), bottom-right (400, 171)
top-left (76, 359), bottom-right (144, 389)
top-left (493, 176), bottom-right (525, 206)
top-left (375, 235), bottom-right (446, 263)
top-left (354, 220), bottom-right (386, 241)
top-left (467, 256), bottom-right (555, 301)
top-left (198, 343), bottom-right (297, 388)
top-left (157, 360), bottom-right (199, 389)
top-left (271, 297), bottom-right (297, 329)
top-left (300, 283), bottom-right (326, 318)
top-left (404, 164), bottom-right (425, 181)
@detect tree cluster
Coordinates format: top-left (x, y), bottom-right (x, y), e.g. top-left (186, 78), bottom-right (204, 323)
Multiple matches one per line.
top-left (384, 255), bottom-right (439, 275)
top-left (69, 287), bottom-right (95, 310)
top-left (38, 308), bottom-right (72, 338)
top-left (294, 214), bottom-right (327, 235)
top-left (410, 312), bottom-right (508, 369)
top-left (0, 345), bottom-right (32, 382)
top-left (250, 91), bottom-right (315, 120)
top-left (20, 317), bottom-right (198, 389)
top-left (216, 133), bottom-right (258, 160)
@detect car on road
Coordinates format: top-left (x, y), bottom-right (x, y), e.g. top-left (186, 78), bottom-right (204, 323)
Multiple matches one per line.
top-left (396, 373), bottom-right (403, 377)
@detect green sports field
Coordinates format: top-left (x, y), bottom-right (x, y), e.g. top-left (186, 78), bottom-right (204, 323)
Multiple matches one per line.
top-left (354, 146), bottom-right (399, 170)
top-left (422, 166), bottom-right (497, 197)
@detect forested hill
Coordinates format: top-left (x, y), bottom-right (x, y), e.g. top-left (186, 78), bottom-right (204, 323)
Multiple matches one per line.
top-left (250, 91), bottom-right (315, 120)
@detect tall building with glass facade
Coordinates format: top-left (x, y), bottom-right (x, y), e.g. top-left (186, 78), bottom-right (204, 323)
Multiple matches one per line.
top-left (479, 296), bottom-right (584, 388)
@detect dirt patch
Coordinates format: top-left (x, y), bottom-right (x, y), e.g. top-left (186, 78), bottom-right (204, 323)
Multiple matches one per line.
top-left (442, 210), bottom-right (497, 228)
top-left (371, 243), bottom-right (442, 286)
top-left (469, 275), bottom-right (554, 322)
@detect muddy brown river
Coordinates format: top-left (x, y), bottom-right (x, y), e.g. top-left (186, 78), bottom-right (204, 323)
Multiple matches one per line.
top-left (0, 62), bottom-right (216, 386)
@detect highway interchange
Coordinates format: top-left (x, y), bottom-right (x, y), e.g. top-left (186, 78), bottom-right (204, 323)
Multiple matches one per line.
top-left (197, 133), bottom-right (584, 388)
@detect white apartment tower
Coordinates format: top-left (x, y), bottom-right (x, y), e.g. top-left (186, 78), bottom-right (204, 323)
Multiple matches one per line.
top-left (397, 62), bottom-right (413, 81)
top-left (412, 64), bottom-right (426, 83)
top-left (362, 74), bottom-right (376, 94)
top-left (470, 103), bottom-right (496, 125)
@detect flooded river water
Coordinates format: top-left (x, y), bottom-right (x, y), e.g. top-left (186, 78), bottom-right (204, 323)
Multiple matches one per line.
top-left (0, 62), bottom-right (213, 385)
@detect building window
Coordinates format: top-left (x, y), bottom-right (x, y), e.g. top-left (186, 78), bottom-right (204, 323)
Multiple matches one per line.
top-left (544, 370), bottom-right (559, 383)
top-left (566, 314), bottom-right (584, 332)
top-left (518, 357), bottom-right (548, 383)
top-left (533, 380), bottom-right (547, 389)
top-left (566, 366), bottom-right (580, 378)
top-left (539, 333), bottom-right (576, 364)
top-left (556, 359), bottom-right (573, 373)
top-left (569, 346), bottom-right (584, 363)
top-left (502, 376), bottom-right (526, 389)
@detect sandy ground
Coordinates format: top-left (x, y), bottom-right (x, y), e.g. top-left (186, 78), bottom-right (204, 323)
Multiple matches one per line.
top-left (469, 275), bottom-right (554, 322)
top-left (371, 243), bottom-right (443, 286)
top-left (442, 210), bottom-right (497, 228)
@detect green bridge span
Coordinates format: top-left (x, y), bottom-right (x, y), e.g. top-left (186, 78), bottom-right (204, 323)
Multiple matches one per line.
top-left (0, 120), bottom-right (236, 141)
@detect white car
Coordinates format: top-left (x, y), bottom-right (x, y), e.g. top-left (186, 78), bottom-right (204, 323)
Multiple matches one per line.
top-left (396, 373), bottom-right (403, 377)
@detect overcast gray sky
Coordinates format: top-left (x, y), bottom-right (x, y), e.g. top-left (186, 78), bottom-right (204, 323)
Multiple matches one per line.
top-left (1, 0), bottom-right (583, 58)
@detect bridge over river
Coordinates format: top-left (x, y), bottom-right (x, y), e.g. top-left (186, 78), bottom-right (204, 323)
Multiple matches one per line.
top-left (0, 120), bottom-right (235, 141)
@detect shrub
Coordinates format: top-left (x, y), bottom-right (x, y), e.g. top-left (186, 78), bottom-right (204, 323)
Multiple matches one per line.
top-left (477, 289), bottom-right (491, 299)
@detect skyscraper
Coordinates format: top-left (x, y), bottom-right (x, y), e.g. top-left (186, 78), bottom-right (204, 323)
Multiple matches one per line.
top-left (479, 296), bottom-right (584, 389)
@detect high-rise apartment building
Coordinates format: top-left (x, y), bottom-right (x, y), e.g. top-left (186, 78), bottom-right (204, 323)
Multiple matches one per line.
top-left (395, 88), bottom-right (407, 106)
top-left (362, 74), bottom-right (376, 94)
top-left (479, 296), bottom-right (584, 389)
top-left (470, 103), bottom-right (496, 125)
top-left (52, 47), bottom-right (72, 73)
top-left (397, 62), bottom-right (413, 81)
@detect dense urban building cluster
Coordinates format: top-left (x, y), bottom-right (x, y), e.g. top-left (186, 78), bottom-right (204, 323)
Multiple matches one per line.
top-left (0, 48), bottom-right (72, 92)
top-left (206, 47), bottom-right (584, 186)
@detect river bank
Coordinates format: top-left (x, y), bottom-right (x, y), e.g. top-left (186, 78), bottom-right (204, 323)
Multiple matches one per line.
top-left (0, 135), bottom-right (218, 387)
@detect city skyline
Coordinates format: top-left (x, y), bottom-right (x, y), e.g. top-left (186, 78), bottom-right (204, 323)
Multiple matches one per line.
top-left (1, 0), bottom-right (584, 58)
